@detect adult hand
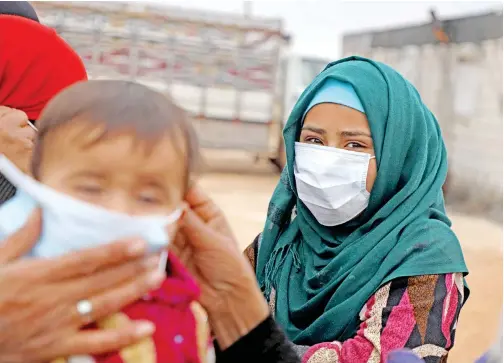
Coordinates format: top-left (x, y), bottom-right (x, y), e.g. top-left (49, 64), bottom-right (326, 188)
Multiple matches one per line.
top-left (0, 106), bottom-right (35, 173)
top-left (0, 210), bottom-right (165, 363)
top-left (173, 186), bottom-right (269, 350)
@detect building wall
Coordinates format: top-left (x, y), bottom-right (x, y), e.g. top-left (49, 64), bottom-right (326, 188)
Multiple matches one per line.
top-left (342, 38), bottom-right (503, 211)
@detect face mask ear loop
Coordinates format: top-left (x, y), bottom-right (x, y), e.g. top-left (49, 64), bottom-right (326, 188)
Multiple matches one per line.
top-left (158, 249), bottom-right (169, 274)
top-left (158, 207), bottom-right (183, 274)
top-left (166, 208), bottom-right (183, 224)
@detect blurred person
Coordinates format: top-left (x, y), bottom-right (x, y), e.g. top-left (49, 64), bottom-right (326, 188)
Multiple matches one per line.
top-left (0, 80), bottom-right (213, 363)
top-left (476, 319), bottom-right (502, 363)
top-left (242, 56), bottom-right (469, 363)
top-left (0, 1), bottom-right (87, 202)
top-left (0, 213), bottom-right (165, 363)
top-left (0, 4), bottom-right (165, 362)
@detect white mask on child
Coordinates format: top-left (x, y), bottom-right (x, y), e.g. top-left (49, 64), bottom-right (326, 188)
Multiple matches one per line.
top-left (0, 156), bottom-right (182, 258)
top-left (294, 142), bottom-right (375, 226)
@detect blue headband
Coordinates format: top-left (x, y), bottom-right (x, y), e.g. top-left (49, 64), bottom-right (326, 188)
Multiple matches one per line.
top-left (303, 79), bottom-right (365, 120)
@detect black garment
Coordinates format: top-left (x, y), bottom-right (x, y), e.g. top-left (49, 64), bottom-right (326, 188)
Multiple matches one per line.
top-left (215, 315), bottom-right (301, 363)
top-left (0, 1), bottom-right (39, 22)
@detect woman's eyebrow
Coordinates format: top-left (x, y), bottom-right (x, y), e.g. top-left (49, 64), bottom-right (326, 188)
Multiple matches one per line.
top-left (301, 126), bottom-right (326, 135)
top-left (340, 130), bottom-right (372, 138)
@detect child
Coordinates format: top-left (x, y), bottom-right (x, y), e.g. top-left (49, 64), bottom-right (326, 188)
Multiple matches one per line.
top-left (0, 80), bottom-right (214, 363)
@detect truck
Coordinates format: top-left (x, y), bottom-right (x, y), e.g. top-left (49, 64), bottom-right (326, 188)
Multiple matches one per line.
top-left (270, 55), bottom-right (330, 170)
top-left (34, 1), bottom-right (329, 171)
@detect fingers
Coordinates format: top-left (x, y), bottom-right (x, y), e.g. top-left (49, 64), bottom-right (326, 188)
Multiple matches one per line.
top-left (0, 209), bottom-right (42, 264)
top-left (185, 186), bottom-right (223, 224)
top-left (60, 254), bottom-right (161, 305)
top-left (180, 207), bottom-right (226, 250)
top-left (46, 321), bottom-right (155, 359)
top-left (0, 107), bottom-right (29, 127)
top-left (171, 232), bottom-right (192, 266)
top-left (16, 126), bottom-right (36, 141)
top-left (185, 186), bottom-right (214, 210)
top-left (80, 269), bottom-right (165, 322)
top-left (36, 239), bottom-right (150, 281)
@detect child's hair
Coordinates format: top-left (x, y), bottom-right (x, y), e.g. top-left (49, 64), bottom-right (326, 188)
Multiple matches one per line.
top-left (31, 80), bottom-right (200, 185)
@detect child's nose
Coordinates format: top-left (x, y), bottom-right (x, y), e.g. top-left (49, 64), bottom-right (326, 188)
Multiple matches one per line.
top-left (103, 192), bottom-right (135, 215)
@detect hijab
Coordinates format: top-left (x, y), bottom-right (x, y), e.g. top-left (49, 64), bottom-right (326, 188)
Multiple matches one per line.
top-left (0, 14), bottom-right (87, 119)
top-left (0, 12), bottom-right (88, 203)
top-left (256, 56), bottom-right (468, 344)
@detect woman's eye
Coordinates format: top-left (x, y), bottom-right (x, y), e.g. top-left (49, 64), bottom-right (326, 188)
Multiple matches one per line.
top-left (305, 137), bottom-right (323, 145)
top-left (346, 142), bottom-right (363, 149)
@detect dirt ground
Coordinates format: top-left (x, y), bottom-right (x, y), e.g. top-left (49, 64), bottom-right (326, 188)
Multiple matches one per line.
top-left (199, 151), bottom-right (503, 363)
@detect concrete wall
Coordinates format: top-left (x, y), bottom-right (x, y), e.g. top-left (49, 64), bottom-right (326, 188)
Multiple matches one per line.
top-left (342, 12), bottom-right (503, 219)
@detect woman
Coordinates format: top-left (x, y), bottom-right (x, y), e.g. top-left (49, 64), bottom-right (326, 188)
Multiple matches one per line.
top-left (244, 56), bottom-right (469, 362)
top-left (0, 1), bottom-right (87, 202)
top-left (0, 3), bottom-right (164, 362)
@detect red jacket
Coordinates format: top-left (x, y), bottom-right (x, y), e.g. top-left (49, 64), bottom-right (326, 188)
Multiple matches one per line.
top-left (53, 254), bottom-right (212, 363)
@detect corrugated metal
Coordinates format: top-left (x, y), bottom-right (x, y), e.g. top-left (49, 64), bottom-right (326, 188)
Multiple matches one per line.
top-left (343, 11), bottom-right (503, 51)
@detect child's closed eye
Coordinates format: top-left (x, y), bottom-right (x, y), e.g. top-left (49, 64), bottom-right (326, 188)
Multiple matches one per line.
top-left (75, 183), bottom-right (104, 195)
top-left (137, 191), bottom-right (163, 205)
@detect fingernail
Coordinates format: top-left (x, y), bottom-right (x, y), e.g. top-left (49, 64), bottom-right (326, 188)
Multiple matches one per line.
top-left (134, 321), bottom-right (156, 337)
top-left (147, 270), bottom-right (165, 288)
top-left (177, 215), bottom-right (185, 227)
top-left (143, 255), bottom-right (160, 268)
top-left (127, 240), bottom-right (147, 256)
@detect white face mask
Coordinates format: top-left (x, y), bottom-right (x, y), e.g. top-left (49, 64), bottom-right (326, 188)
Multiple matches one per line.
top-left (0, 156), bottom-right (182, 258)
top-left (294, 142), bottom-right (375, 226)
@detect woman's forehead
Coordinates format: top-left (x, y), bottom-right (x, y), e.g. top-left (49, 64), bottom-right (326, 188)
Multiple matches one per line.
top-left (303, 103), bottom-right (371, 134)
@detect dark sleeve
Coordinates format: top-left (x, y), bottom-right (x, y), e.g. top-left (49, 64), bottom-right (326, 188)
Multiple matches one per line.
top-left (214, 315), bottom-right (301, 363)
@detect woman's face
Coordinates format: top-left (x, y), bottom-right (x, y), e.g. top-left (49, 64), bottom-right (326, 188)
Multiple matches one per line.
top-left (299, 103), bottom-right (377, 192)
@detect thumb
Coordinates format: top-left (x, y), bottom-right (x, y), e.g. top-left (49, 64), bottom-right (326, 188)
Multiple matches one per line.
top-left (0, 209), bottom-right (41, 264)
top-left (181, 207), bottom-right (223, 251)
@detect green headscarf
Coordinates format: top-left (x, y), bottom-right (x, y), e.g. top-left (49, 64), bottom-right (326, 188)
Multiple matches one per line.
top-left (256, 56), bottom-right (469, 345)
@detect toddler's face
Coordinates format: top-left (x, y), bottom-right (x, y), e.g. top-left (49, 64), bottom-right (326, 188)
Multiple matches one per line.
top-left (37, 121), bottom-right (187, 216)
